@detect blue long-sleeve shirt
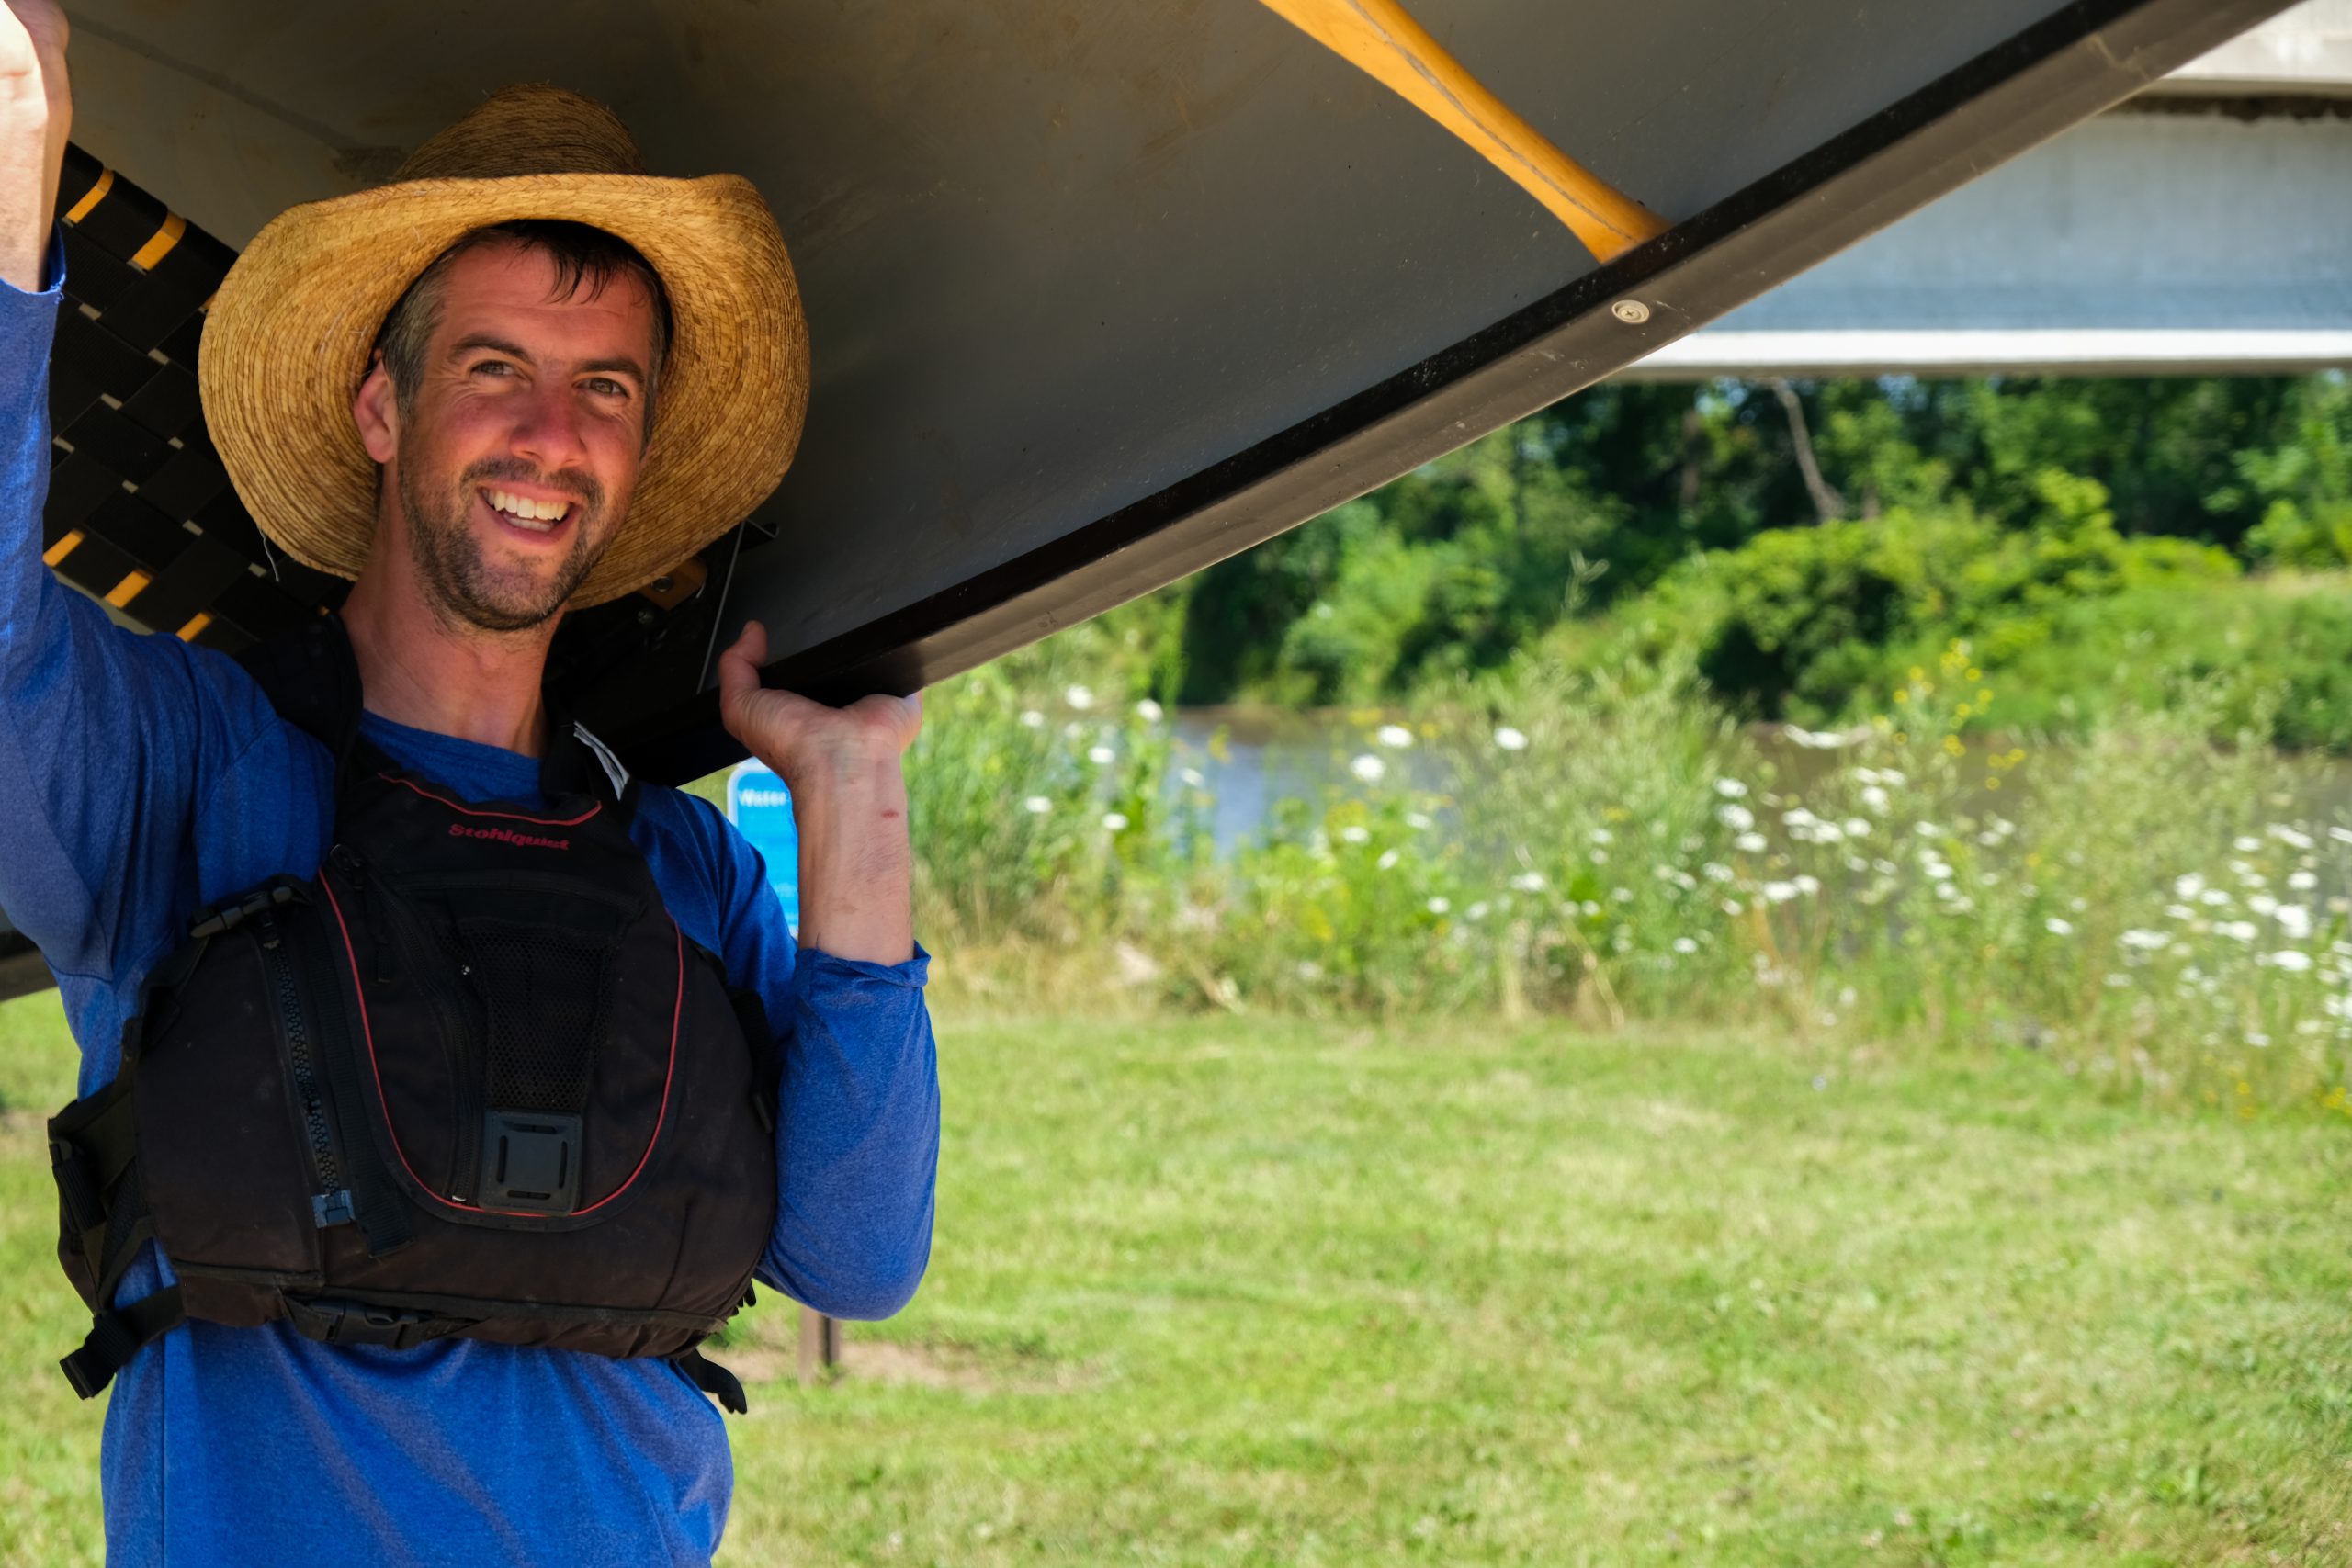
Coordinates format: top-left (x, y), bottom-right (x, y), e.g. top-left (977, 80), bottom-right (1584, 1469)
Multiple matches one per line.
top-left (0, 230), bottom-right (940, 1566)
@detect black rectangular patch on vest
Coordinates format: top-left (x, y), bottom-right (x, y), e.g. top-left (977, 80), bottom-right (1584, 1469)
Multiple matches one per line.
top-left (481, 1111), bottom-right (582, 1213)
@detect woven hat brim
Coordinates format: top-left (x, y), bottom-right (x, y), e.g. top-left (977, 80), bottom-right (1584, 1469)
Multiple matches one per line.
top-left (198, 173), bottom-right (809, 609)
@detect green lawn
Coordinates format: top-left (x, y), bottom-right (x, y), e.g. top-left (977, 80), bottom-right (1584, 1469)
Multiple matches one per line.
top-left (3, 992), bottom-right (2348, 1566)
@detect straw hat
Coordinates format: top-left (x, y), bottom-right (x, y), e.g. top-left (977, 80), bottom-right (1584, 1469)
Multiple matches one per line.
top-left (198, 84), bottom-right (809, 608)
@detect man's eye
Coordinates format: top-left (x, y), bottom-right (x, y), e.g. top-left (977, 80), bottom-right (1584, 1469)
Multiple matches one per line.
top-left (586, 378), bottom-right (629, 399)
top-left (471, 360), bottom-right (515, 378)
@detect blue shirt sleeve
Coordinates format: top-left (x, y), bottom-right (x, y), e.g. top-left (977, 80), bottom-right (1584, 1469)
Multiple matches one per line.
top-left (670, 791), bottom-right (940, 1320)
top-left (0, 225), bottom-right (286, 989)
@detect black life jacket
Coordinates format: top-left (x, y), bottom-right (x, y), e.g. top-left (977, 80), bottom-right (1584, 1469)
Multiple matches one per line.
top-left (47, 616), bottom-right (778, 1412)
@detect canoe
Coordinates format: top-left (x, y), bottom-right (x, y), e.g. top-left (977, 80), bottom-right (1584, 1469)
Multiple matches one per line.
top-left (0, 0), bottom-right (2292, 999)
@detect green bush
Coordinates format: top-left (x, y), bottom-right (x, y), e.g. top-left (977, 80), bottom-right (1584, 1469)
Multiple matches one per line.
top-left (1573, 474), bottom-right (2352, 744)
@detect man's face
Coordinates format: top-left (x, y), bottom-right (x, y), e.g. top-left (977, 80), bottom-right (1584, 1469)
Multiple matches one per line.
top-left (379, 242), bottom-right (659, 633)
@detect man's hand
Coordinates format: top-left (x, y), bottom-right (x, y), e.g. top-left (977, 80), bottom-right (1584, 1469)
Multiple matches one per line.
top-left (1, 0), bottom-right (70, 294)
top-left (716, 619), bottom-right (922, 784)
top-left (717, 620), bottom-right (922, 965)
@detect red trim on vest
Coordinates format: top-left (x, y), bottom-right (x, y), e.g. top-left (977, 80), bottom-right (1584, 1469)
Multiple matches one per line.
top-left (320, 874), bottom-right (684, 1220)
top-left (571, 920), bottom-right (684, 1217)
top-left (376, 772), bottom-right (604, 828)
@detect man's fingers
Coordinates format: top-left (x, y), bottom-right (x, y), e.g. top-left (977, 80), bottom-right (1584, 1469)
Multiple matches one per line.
top-left (716, 621), bottom-right (769, 725)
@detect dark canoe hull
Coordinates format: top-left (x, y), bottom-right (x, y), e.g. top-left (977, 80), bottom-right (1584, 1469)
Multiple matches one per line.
top-left (37, 2), bottom-right (2287, 773)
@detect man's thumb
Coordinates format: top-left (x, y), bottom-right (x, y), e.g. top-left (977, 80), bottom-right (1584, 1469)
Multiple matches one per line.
top-left (716, 620), bottom-right (767, 712)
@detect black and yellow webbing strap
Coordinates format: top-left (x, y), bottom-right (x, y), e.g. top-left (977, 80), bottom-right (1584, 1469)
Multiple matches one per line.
top-left (42, 145), bottom-right (340, 652)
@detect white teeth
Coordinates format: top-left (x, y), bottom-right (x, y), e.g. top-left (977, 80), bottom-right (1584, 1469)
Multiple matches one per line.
top-left (485, 488), bottom-right (569, 525)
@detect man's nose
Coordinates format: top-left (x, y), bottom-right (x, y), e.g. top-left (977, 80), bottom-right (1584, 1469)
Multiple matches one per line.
top-left (507, 380), bottom-right (592, 475)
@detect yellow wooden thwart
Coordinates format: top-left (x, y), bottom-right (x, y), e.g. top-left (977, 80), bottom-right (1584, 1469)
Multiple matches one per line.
top-left (1255, 0), bottom-right (1668, 262)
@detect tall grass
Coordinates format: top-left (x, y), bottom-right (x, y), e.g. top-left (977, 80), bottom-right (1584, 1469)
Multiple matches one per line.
top-left (902, 632), bottom-right (2352, 1117)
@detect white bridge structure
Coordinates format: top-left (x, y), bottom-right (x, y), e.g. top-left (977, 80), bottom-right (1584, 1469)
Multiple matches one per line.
top-left (1629, 0), bottom-right (2352, 378)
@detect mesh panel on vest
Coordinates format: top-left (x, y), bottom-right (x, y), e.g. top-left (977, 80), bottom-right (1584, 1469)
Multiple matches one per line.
top-left (461, 919), bottom-right (613, 1114)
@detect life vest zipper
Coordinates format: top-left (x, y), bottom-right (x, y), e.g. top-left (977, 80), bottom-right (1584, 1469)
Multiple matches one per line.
top-left (258, 904), bottom-right (354, 1228)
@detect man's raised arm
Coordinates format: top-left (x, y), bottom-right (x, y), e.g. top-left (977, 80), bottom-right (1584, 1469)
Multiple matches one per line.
top-left (0, 0), bottom-right (283, 989)
top-left (0, 0), bottom-right (67, 294)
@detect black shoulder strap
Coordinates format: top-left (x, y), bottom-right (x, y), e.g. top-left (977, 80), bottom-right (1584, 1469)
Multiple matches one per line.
top-left (235, 614), bottom-right (635, 818)
top-left (541, 698), bottom-right (639, 822)
top-left (233, 613), bottom-right (366, 782)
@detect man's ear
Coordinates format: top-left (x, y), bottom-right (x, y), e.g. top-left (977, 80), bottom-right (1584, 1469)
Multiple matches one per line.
top-left (353, 351), bottom-right (400, 465)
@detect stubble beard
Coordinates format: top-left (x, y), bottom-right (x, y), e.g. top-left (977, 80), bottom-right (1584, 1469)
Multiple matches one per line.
top-left (399, 446), bottom-right (615, 635)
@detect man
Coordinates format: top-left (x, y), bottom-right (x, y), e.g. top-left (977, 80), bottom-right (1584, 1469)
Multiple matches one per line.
top-left (1, 6), bottom-right (938, 1563)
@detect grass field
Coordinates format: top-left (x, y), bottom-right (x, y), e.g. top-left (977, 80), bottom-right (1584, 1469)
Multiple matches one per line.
top-left (3, 991), bottom-right (2348, 1565)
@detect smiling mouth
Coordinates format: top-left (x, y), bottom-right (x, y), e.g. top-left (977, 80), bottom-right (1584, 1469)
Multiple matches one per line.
top-left (480, 486), bottom-right (578, 535)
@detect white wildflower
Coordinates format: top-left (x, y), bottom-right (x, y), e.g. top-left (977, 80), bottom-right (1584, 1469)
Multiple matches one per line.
top-left (1375, 723), bottom-right (1414, 749)
top-left (1405, 811), bottom-right (1433, 830)
top-left (1426, 897), bottom-right (1451, 915)
top-left (1065, 684), bottom-right (1095, 710)
top-left (1842, 817), bottom-right (1871, 838)
top-left (1736, 832), bottom-right (1769, 853)
top-left (1135, 697), bottom-right (1164, 723)
top-left (1763, 881), bottom-right (1799, 904)
top-left (2250, 893), bottom-right (2279, 917)
top-left (2278, 905), bottom-right (2314, 942)
top-left (2289, 869), bottom-right (2318, 891)
top-left (1718, 804), bottom-right (1756, 831)
top-left (2234, 835), bottom-right (2262, 852)
top-left (1350, 753), bottom-right (1386, 784)
top-left (1464, 901), bottom-right (1490, 921)
top-left (1088, 744), bottom-right (1116, 765)
top-left (2270, 950), bottom-right (2315, 972)
top-left (2216, 920), bottom-right (2259, 942)
top-left (1793, 874), bottom-right (1821, 896)
top-left (2200, 888), bottom-right (2232, 908)
top-left (1023, 795), bottom-right (1052, 815)
top-left (1020, 709), bottom-right (1046, 728)
top-left (1702, 862), bottom-right (1735, 883)
top-left (1590, 827), bottom-right (1614, 845)
top-left (1376, 849), bottom-right (1401, 871)
top-left (1510, 872), bottom-right (1547, 893)
top-left (2332, 826), bottom-right (2352, 846)
top-left (1493, 726), bottom-right (1529, 752)
top-left (1860, 786), bottom-right (1891, 814)
top-left (2046, 917), bottom-right (2074, 936)
top-left (1179, 766), bottom-right (1206, 787)
top-left (2176, 874), bottom-right (2205, 899)
top-left (1714, 778), bottom-right (1749, 799)
top-left (2118, 930), bottom-right (2169, 952)
top-left (2272, 824), bottom-right (2315, 851)
top-left (1340, 825), bottom-right (1371, 845)
top-left (1101, 811), bottom-right (1129, 831)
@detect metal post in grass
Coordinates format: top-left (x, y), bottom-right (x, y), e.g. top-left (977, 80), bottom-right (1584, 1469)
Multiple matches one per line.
top-left (797, 1307), bottom-right (841, 1384)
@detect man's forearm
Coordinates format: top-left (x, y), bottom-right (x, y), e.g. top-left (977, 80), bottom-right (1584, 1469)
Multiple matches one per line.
top-left (790, 753), bottom-right (915, 965)
top-left (1, 2), bottom-right (71, 294)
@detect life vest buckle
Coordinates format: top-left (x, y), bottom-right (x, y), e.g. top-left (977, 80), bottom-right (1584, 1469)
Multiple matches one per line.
top-left (187, 882), bottom-right (298, 940)
top-left (285, 1298), bottom-right (457, 1350)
